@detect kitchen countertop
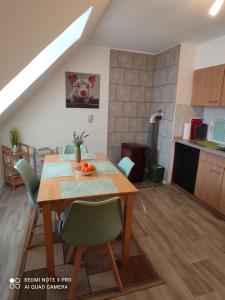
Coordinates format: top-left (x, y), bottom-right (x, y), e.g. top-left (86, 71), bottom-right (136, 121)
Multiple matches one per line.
top-left (174, 138), bottom-right (225, 159)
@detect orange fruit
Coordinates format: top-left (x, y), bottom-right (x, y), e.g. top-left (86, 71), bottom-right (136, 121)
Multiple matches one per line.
top-left (81, 161), bottom-right (88, 168)
top-left (86, 165), bottom-right (92, 172)
top-left (89, 165), bottom-right (95, 171)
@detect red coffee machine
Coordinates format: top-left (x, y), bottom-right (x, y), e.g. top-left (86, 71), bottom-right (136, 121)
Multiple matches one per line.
top-left (190, 118), bottom-right (203, 140)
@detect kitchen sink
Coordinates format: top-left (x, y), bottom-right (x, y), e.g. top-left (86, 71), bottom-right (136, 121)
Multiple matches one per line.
top-left (193, 140), bottom-right (225, 152)
top-left (193, 140), bottom-right (220, 148)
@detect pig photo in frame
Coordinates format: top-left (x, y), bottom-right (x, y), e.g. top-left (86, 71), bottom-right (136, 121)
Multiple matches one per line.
top-left (65, 72), bottom-right (100, 108)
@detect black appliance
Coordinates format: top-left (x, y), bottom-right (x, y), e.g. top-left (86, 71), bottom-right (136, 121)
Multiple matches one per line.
top-left (195, 123), bottom-right (208, 140)
top-left (172, 142), bottom-right (200, 194)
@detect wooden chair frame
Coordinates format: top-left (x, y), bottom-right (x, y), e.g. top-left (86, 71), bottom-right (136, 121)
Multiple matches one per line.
top-left (68, 243), bottom-right (124, 300)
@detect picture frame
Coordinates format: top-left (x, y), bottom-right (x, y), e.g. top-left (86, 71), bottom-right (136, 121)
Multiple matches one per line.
top-left (65, 72), bottom-right (100, 109)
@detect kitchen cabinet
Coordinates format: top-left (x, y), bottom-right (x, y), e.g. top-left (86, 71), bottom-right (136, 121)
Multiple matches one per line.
top-left (218, 176), bottom-right (225, 215)
top-left (191, 68), bottom-right (207, 106)
top-left (200, 151), bottom-right (225, 168)
top-left (195, 159), bottom-right (224, 209)
top-left (191, 65), bottom-right (225, 107)
top-left (221, 73), bottom-right (225, 106)
top-left (172, 143), bottom-right (225, 216)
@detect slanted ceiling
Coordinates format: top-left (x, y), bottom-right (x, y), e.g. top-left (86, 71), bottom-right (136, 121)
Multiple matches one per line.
top-left (0, 0), bottom-right (109, 123)
top-left (0, 0), bottom-right (110, 89)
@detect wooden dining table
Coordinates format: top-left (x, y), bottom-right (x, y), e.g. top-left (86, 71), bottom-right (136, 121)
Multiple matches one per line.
top-left (37, 153), bottom-right (138, 277)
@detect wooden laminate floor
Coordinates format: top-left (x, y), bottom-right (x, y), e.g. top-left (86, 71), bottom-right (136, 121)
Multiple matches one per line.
top-left (0, 185), bottom-right (30, 300)
top-left (1, 184), bottom-right (225, 300)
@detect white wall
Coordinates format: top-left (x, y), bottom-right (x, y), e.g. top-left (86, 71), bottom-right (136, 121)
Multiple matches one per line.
top-left (176, 43), bottom-right (197, 105)
top-left (195, 34), bottom-right (225, 69)
top-left (0, 46), bottom-right (110, 162)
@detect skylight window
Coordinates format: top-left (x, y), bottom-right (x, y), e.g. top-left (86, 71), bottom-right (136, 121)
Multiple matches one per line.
top-left (0, 6), bottom-right (93, 114)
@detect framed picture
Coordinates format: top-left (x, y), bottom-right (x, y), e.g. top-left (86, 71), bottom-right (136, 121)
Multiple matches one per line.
top-left (65, 72), bottom-right (100, 108)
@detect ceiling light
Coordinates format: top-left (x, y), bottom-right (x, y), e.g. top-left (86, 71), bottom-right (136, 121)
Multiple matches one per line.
top-left (209, 0), bottom-right (224, 16)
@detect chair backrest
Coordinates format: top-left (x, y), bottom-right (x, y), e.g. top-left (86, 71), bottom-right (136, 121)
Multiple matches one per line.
top-left (14, 159), bottom-right (40, 209)
top-left (80, 144), bottom-right (88, 153)
top-left (60, 197), bottom-right (123, 247)
top-left (62, 144), bottom-right (88, 154)
top-left (117, 157), bottom-right (135, 178)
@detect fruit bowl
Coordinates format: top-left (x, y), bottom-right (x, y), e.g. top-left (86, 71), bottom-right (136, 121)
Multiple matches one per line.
top-left (81, 170), bottom-right (95, 176)
top-left (75, 167), bottom-right (95, 176)
top-left (75, 161), bottom-right (96, 176)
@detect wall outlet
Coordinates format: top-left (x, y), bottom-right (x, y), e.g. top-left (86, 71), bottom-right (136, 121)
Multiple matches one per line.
top-left (88, 115), bottom-right (94, 123)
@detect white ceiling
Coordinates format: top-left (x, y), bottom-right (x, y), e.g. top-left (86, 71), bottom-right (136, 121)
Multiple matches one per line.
top-left (89, 0), bottom-right (225, 53)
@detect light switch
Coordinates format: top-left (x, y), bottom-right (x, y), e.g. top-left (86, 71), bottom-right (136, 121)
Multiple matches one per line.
top-left (88, 114), bottom-right (94, 123)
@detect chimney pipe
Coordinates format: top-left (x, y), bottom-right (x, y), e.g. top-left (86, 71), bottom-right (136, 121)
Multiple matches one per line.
top-left (149, 109), bottom-right (163, 123)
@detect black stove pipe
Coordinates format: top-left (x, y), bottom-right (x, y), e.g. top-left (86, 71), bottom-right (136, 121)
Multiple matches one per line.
top-left (147, 110), bottom-right (163, 164)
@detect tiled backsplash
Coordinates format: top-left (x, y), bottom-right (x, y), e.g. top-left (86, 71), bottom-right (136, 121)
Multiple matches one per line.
top-left (173, 104), bottom-right (204, 137)
top-left (212, 119), bottom-right (225, 143)
top-left (203, 107), bottom-right (225, 141)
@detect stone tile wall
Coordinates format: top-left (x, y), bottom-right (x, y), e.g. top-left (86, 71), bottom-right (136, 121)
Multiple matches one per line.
top-left (108, 50), bottom-right (154, 162)
top-left (108, 46), bottom-right (225, 181)
top-left (150, 45), bottom-right (180, 180)
top-left (107, 46), bottom-right (181, 182)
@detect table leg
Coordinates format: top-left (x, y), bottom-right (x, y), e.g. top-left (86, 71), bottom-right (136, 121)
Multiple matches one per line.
top-left (122, 194), bottom-right (135, 265)
top-left (42, 203), bottom-right (55, 277)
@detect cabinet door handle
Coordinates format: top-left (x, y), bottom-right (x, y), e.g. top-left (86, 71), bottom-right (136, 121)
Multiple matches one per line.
top-left (210, 169), bottom-right (221, 175)
top-left (208, 100), bottom-right (218, 103)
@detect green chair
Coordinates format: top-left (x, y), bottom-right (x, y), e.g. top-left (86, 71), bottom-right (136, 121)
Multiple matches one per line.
top-left (62, 144), bottom-right (88, 154)
top-left (117, 157), bottom-right (135, 178)
top-left (59, 197), bottom-right (124, 299)
top-left (14, 159), bottom-right (40, 248)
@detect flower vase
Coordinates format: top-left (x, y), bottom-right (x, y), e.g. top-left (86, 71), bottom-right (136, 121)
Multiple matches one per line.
top-left (12, 145), bottom-right (18, 153)
top-left (76, 145), bottom-right (81, 163)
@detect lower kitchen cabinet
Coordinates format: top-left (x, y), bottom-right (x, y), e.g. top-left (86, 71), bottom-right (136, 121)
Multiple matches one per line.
top-left (218, 176), bottom-right (225, 214)
top-left (195, 159), bottom-right (224, 210)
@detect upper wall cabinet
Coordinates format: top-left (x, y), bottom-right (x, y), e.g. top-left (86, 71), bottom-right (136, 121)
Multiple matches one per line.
top-left (191, 65), bottom-right (225, 107)
top-left (221, 72), bottom-right (225, 106)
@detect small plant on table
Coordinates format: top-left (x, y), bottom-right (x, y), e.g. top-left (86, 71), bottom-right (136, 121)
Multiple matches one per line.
top-left (73, 131), bottom-right (89, 162)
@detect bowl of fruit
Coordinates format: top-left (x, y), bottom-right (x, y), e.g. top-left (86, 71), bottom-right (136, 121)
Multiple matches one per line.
top-left (80, 161), bottom-right (96, 176)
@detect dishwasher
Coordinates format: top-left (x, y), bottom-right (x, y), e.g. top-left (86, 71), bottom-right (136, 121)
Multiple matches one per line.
top-left (172, 142), bottom-right (200, 194)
